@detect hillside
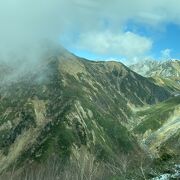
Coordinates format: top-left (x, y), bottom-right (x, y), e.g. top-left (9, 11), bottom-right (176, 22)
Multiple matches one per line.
top-left (133, 96), bottom-right (180, 158)
top-left (0, 47), bottom-right (172, 176)
top-left (1, 46), bottom-right (180, 180)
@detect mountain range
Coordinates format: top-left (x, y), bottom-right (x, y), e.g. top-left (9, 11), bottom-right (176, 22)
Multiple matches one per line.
top-left (130, 60), bottom-right (180, 94)
top-left (0, 46), bottom-right (179, 179)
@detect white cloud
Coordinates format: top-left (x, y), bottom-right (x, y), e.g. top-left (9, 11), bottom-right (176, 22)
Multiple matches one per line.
top-left (161, 48), bottom-right (171, 59)
top-left (0, 0), bottom-right (180, 59)
top-left (75, 31), bottom-right (152, 58)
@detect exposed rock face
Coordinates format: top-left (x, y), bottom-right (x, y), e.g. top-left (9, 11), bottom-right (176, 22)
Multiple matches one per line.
top-left (130, 60), bottom-right (180, 78)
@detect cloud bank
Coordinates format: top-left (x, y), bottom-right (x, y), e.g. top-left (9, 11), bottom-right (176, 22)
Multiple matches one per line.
top-left (0, 0), bottom-right (180, 60)
top-left (75, 31), bottom-right (152, 58)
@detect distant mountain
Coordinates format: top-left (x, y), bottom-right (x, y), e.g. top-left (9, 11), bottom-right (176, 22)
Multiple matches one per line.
top-left (130, 60), bottom-right (180, 94)
top-left (130, 60), bottom-right (180, 77)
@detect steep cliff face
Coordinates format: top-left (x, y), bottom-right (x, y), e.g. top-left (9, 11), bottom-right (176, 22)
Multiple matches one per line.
top-left (0, 47), bottom-right (172, 173)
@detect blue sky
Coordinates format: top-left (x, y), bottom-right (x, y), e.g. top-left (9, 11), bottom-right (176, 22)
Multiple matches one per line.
top-left (153, 23), bottom-right (180, 59)
top-left (126, 21), bottom-right (180, 59)
top-left (57, 0), bottom-right (180, 64)
top-left (61, 21), bottom-right (180, 63)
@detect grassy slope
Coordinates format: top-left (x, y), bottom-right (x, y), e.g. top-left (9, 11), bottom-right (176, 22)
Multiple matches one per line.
top-left (133, 96), bottom-right (180, 162)
top-left (134, 96), bottom-right (180, 134)
top-left (0, 57), bottom-right (133, 171)
top-left (149, 76), bottom-right (180, 93)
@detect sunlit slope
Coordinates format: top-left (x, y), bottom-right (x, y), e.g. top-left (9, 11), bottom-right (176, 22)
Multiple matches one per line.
top-left (133, 96), bottom-right (180, 157)
top-left (149, 76), bottom-right (180, 94)
top-left (0, 47), bottom-right (171, 172)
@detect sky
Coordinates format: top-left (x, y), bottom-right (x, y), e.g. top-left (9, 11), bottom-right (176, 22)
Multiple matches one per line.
top-left (1, 0), bottom-right (180, 64)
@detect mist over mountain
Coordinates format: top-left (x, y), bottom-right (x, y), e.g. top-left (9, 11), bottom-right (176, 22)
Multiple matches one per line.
top-left (0, 46), bottom-right (179, 179)
top-left (0, 0), bottom-right (180, 179)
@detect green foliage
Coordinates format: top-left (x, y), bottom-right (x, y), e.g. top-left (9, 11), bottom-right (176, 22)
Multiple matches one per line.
top-left (134, 96), bottom-right (180, 133)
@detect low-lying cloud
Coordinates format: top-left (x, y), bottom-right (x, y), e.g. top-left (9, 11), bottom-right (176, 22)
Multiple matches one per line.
top-left (0, 0), bottom-right (180, 63)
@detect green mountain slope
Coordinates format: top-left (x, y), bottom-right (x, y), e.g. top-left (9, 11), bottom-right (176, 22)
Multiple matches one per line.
top-left (0, 47), bottom-right (172, 173)
top-left (133, 96), bottom-right (180, 157)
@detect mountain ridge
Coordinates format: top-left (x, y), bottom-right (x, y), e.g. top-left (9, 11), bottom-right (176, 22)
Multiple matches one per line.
top-left (130, 59), bottom-right (180, 77)
top-left (0, 46), bottom-right (178, 179)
